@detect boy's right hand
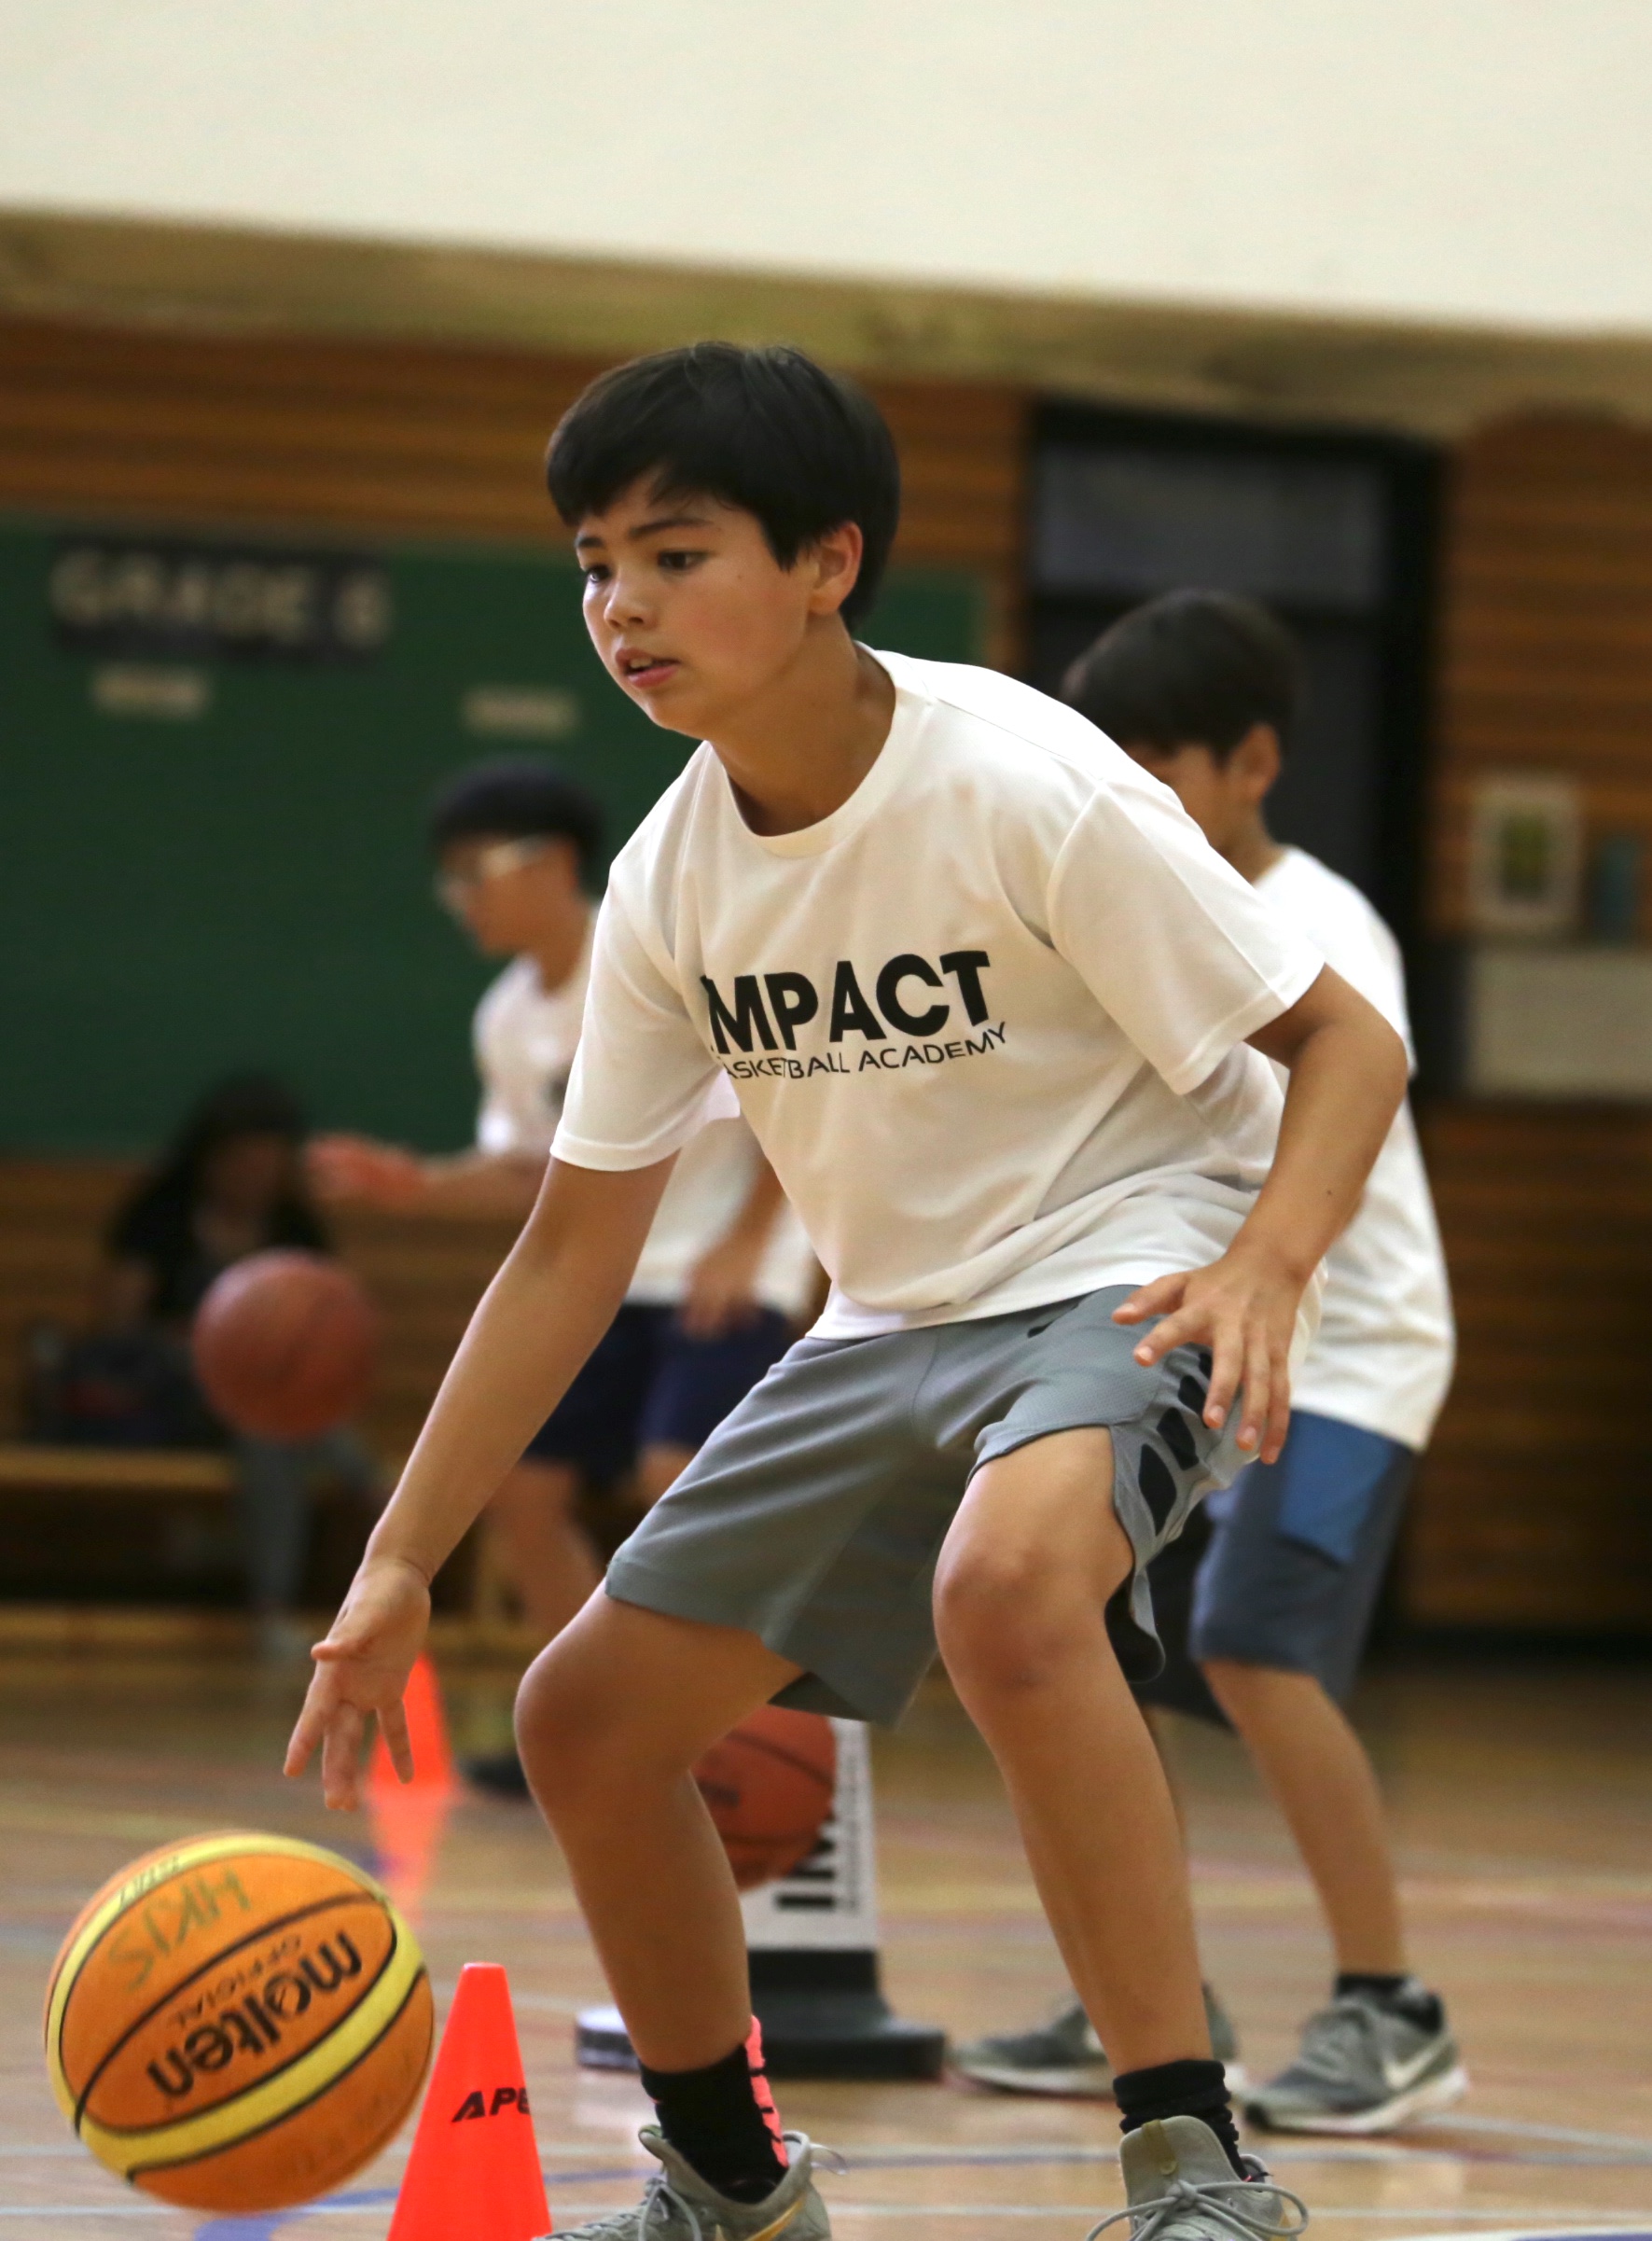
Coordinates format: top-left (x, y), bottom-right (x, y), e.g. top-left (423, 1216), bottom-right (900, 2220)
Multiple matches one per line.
top-left (284, 1556), bottom-right (432, 1811)
top-left (308, 1134), bottom-right (427, 1208)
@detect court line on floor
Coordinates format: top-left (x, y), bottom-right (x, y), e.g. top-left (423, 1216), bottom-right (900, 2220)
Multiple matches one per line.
top-left (5, 2202), bottom-right (1650, 2233)
top-left (8, 2137), bottom-right (1651, 2179)
top-left (191, 2208), bottom-right (1650, 2232)
top-left (1423, 2121), bottom-right (1652, 2160)
top-left (548, 2213), bottom-right (1650, 2229)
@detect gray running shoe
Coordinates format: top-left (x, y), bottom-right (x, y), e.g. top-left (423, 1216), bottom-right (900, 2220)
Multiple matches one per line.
top-left (1093, 2116), bottom-right (1308, 2241)
top-left (1243, 1987), bottom-right (1467, 2135)
top-left (952, 1986), bottom-right (1244, 2097)
top-left (539, 2128), bottom-right (831, 2241)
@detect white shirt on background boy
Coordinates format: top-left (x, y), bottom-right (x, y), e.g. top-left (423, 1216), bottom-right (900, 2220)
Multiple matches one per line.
top-left (473, 928), bottom-right (815, 1320)
top-left (1254, 848), bottom-right (1454, 1451)
top-left (554, 652), bottom-right (1327, 1349)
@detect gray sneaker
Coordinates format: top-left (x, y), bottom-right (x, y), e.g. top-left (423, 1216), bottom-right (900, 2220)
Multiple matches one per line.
top-left (541, 2128), bottom-right (832, 2241)
top-left (952, 1986), bottom-right (1245, 2097)
top-left (1243, 1987), bottom-right (1467, 2135)
top-left (1093, 2116), bottom-right (1308, 2241)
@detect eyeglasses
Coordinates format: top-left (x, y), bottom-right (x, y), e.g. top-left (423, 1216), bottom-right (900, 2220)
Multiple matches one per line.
top-left (434, 836), bottom-right (552, 912)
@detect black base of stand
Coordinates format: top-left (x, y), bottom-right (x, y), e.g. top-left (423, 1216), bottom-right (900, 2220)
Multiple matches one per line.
top-left (575, 1949), bottom-right (948, 2081)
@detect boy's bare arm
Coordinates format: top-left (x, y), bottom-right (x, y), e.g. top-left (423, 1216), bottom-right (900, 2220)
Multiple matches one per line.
top-left (285, 1153), bottom-right (673, 1806)
top-left (1117, 965), bottom-right (1407, 1465)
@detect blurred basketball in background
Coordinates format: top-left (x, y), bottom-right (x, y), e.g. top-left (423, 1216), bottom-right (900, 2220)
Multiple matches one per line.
top-left (693, 1706), bottom-right (837, 1889)
top-left (44, 1830), bottom-right (432, 2211)
top-left (192, 1249), bottom-right (378, 1440)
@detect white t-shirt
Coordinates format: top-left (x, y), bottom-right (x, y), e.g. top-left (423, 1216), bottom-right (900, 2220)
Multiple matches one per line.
top-left (473, 938), bottom-right (815, 1318)
top-left (1256, 849), bottom-right (1454, 1451)
top-left (554, 652), bottom-right (1326, 1343)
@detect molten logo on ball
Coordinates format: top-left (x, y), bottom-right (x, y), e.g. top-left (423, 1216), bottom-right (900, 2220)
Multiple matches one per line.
top-left (145, 1929), bottom-right (366, 2101)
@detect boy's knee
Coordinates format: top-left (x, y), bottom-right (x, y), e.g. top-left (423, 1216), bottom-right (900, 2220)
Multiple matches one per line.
top-left (935, 1544), bottom-right (1103, 1698)
top-left (513, 1644), bottom-right (610, 1805)
top-left (513, 1635), bottom-right (712, 1815)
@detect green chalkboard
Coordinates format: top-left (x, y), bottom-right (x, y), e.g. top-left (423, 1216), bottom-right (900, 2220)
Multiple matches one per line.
top-left (0, 517), bottom-right (984, 1152)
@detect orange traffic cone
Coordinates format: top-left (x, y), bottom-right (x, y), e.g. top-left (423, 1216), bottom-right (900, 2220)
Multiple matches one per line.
top-left (370, 1652), bottom-right (456, 1792)
top-left (388, 1963), bottom-right (549, 2241)
top-left (368, 1652), bottom-right (456, 1916)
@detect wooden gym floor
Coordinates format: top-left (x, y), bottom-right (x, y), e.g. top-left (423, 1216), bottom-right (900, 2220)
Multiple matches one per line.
top-left (2, 1646), bottom-right (1649, 2241)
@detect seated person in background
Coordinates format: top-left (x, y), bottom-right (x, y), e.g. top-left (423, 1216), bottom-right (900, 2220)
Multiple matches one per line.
top-left (955, 592), bottom-right (1463, 2134)
top-left (103, 1073), bottom-right (379, 1644)
top-left (310, 759), bottom-right (815, 1791)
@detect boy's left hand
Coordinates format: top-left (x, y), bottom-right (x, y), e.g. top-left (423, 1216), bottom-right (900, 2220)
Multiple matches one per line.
top-left (308, 1134), bottom-right (426, 1207)
top-left (1113, 1241), bottom-right (1304, 1464)
top-left (679, 1234), bottom-right (765, 1338)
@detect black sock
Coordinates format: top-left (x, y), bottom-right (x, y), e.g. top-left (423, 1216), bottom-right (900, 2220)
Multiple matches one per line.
top-left (1335, 1972), bottom-right (1443, 2033)
top-left (1114, 2057), bottom-right (1246, 2178)
top-left (639, 2034), bottom-right (788, 2204)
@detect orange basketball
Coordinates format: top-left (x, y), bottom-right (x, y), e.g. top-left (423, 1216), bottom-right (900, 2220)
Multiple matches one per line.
top-left (192, 1249), bottom-right (377, 1440)
top-left (693, 1707), bottom-right (838, 1890)
top-left (43, 1830), bottom-right (433, 2212)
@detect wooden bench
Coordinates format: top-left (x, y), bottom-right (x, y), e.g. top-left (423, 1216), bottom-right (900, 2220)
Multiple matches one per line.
top-left (0, 1445), bottom-right (233, 1495)
top-left (0, 1158), bottom-right (534, 1645)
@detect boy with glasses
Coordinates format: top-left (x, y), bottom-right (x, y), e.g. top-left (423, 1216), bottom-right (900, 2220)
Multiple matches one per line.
top-left (312, 759), bottom-right (811, 1789)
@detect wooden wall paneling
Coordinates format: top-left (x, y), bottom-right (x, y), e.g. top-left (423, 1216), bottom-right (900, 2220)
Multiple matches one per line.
top-left (1407, 1105), bottom-right (1652, 1632)
top-left (1431, 414), bottom-right (1652, 943)
top-left (1409, 412), bottom-right (1652, 1634)
top-left (0, 319), bottom-right (1027, 639)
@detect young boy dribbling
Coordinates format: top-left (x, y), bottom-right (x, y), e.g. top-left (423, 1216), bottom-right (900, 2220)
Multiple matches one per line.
top-left (287, 346), bottom-right (1408, 2241)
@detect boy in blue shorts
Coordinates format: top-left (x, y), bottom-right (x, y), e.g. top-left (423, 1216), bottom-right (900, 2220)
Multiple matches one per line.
top-left (288, 348), bottom-right (1408, 2241)
top-left (958, 593), bottom-right (1464, 2134)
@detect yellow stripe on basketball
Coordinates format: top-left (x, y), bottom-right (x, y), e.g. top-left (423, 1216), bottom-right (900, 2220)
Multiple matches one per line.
top-left (43, 1831), bottom-right (399, 2125)
top-left (76, 1922), bottom-right (426, 2179)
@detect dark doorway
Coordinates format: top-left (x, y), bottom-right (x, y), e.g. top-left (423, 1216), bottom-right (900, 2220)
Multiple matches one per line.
top-left (1027, 405), bottom-right (1439, 953)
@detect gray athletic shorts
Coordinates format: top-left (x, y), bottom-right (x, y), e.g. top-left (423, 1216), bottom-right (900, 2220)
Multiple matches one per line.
top-left (604, 1286), bottom-right (1249, 1726)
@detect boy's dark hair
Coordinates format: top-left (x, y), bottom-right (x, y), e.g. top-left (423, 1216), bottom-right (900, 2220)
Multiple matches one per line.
top-left (1064, 591), bottom-right (1303, 759)
top-left (546, 342), bottom-right (900, 627)
top-left (428, 757), bottom-right (604, 876)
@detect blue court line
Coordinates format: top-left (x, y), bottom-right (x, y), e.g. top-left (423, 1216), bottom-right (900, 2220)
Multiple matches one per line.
top-left (1, 2205), bottom-right (1647, 2233)
top-left (1429, 2120), bottom-right (1652, 2160)
top-left (195, 2193), bottom-right (397, 2240)
top-left (160, 2215), bottom-right (1650, 2234)
top-left (9, 2135), bottom-right (1650, 2231)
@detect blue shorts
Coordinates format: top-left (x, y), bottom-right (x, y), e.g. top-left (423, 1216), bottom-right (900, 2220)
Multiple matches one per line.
top-left (523, 1303), bottom-right (794, 1482)
top-left (1136, 1407), bottom-right (1416, 1719)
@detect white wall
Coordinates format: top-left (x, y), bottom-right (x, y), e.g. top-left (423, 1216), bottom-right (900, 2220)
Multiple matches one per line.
top-left (3, 0), bottom-right (1650, 337)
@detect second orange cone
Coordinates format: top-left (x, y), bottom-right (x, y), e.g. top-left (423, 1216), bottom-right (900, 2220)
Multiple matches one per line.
top-left (368, 1651), bottom-right (456, 1916)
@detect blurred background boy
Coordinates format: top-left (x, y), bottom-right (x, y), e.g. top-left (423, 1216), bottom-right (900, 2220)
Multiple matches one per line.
top-left (957, 592), bottom-right (1463, 2136)
top-left (311, 759), bottom-right (814, 1789)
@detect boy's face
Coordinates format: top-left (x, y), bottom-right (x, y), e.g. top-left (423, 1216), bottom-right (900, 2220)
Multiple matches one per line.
top-left (436, 834), bottom-right (581, 956)
top-left (1122, 726), bottom-right (1280, 857)
top-left (575, 480), bottom-right (862, 738)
